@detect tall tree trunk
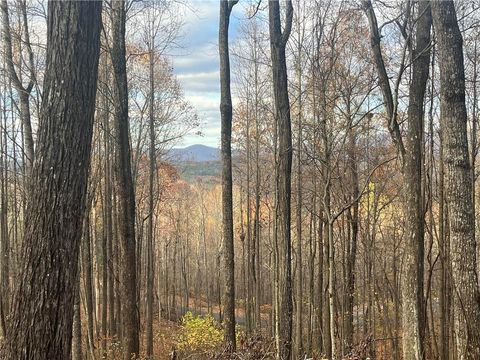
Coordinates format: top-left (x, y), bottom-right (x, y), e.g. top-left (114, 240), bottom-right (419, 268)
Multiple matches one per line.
top-left (219, 0), bottom-right (238, 351)
top-left (311, 41), bottom-right (324, 355)
top-left (432, 2), bottom-right (480, 358)
top-left (104, 99), bottom-right (115, 340)
top-left (0, 74), bottom-right (9, 337)
top-left (402, 3), bottom-right (432, 359)
top-left (246, 94), bottom-right (253, 332)
top-left (306, 193), bottom-right (316, 356)
top-left (114, 195), bottom-right (122, 340)
top-left (439, 128), bottom-right (452, 360)
top-left (146, 44), bottom-right (156, 359)
top-left (253, 26), bottom-right (262, 332)
top-left (110, 1), bottom-right (140, 358)
top-left (320, 82), bottom-right (332, 359)
top-left (317, 209), bottom-right (324, 355)
top-left (82, 215), bottom-right (96, 359)
top-left (0, 2), bottom-right (102, 358)
top-left (269, 1), bottom-right (293, 358)
top-left (100, 51), bottom-right (110, 356)
top-left (327, 219), bottom-right (335, 359)
top-left (364, 2), bottom-right (431, 358)
top-left (344, 124), bottom-right (359, 352)
top-left (294, 8), bottom-right (304, 355)
top-left (102, 194), bottom-right (108, 355)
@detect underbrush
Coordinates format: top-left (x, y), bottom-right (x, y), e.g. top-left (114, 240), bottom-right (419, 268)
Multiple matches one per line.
top-left (174, 311), bottom-right (276, 359)
top-left (175, 311), bottom-right (225, 355)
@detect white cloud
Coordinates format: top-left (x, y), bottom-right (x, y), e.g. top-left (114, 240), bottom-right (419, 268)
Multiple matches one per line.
top-left (172, 0), bottom-right (246, 146)
top-left (171, 1), bottom-right (241, 147)
top-left (177, 71), bottom-right (219, 93)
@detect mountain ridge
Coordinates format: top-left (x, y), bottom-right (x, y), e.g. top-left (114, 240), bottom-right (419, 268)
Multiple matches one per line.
top-left (169, 144), bottom-right (220, 163)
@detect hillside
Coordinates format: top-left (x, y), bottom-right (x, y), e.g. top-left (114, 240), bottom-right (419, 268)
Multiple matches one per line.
top-left (169, 144), bottom-right (220, 162)
top-left (168, 145), bottom-right (221, 182)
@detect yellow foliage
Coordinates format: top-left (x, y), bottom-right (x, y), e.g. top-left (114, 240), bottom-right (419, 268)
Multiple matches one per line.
top-left (176, 312), bottom-right (224, 353)
top-left (175, 311), bottom-right (243, 355)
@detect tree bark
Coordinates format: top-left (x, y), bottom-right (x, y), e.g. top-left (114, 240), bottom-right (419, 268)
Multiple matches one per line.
top-left (105, 99), bottom-right (115, 340)
top-left (253, 25), bottom-right (262, 332)
top-left (364, 2), bottom-right (432, 359)
top-left (82, 215), bottom-right (96, 359)
top-left (0, 2), bottom-right (102, 358)
top-left (110, 1), bottom-right (140, 358)
top-left (294, 8), bottom-right (304, 356)
top-left (344, 125), bottom-right (359, 352)
top-left (269, 1), bottom-right (293, 358)
top-left (402, 3), bottom-right (432, 359)
top-left (219, 0), bottom-right (238, 351)
top-left (146, 43), bottom-right (156, 358)
top-left (0, 78), bottom-right (9, 337)
top-left (432, 2), bottom-right (480, 358)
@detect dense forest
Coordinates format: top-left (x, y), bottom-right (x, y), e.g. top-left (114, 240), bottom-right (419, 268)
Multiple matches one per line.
top-left (0, 0), bottom-right (479, 359)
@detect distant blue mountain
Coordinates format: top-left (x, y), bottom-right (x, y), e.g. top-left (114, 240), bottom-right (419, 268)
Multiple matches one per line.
top-left (169, 144), bottom-right (220, 163)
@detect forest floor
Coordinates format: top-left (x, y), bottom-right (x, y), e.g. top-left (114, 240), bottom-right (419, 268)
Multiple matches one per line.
top-left (144, 318), bottom-right (181, 359)
top-left (136, 296), bottom-right (274, 359)
top-left (85, 297), bottom-right (399, 359)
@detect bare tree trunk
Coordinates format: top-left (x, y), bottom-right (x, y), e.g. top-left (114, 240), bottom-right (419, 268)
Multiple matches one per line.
top-left (102, 194), bottom-right (108, 355)
top-left (110, 1), bottom-right (140, 358)
top-left (306, 194), bottom-right (316, 356)
top-left (0, 2), bottom-right (102, 358)
top-left (327, 219), bottom-right (335, 359)
top-left (269, 1), bottom-right (293, 358)
top-left (432, 2), bottom-right (480, 358)
top-left (219, 0), bottom-right (238, 351)
top-left (364, 3), bottom-right (431, 359)
top-left (344, 125), bottom-right (359, 352)
top-left (114, 194), bottom-right (122, 340)
top-left (246, 94), bottom-right (253, 332)
top-left (0, 74), bottom-right (9, 337)
top-left (253, 28), bottom-right (262, 332)
top-left (402, 3), bottom-right (432, 359)
top-left (99, 52), bottom-right (110, 356)
top-left (317, 209), bottom-right (324, 355)
top-left (294, 7), bottom-right (304, 355)
top-left (82, 215), bottom-right (96, 359)
top-left (104, 97), bottom-right (115, 340)
top-left (146, 43), bottom-right (156, 359)
top-left (320, 81), bottom-right (332, 359)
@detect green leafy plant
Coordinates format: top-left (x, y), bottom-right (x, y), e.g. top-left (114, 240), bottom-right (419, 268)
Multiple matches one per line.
top-left (176, 312), bottom-right (224, 353)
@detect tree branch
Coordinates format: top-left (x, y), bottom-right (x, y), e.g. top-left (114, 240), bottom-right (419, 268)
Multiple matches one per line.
top-left (281, 0), bottom-right (293, 45)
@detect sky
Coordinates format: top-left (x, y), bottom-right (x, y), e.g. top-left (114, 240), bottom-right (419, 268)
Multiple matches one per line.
top-left (26, 1), bottom-right (240, 149)
top-left (171, 1), bottom-right (241, 148)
